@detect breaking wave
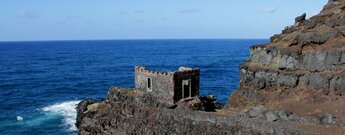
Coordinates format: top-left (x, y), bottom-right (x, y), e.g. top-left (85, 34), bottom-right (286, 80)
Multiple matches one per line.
top-left (42, 100), bottom-right (81, 132)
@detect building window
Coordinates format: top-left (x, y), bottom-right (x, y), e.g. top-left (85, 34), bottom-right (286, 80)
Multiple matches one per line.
top-left (182, 79), bottom-right (191, 98)
top-left (147, 77), bottom-right (152, 91)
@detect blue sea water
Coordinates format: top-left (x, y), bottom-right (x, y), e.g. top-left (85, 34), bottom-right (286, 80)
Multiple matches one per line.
top-left (0, 39), bottom-right (268, 135)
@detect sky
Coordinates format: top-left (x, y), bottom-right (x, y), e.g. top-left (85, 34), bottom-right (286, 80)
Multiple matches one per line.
top-left (0, 0), bottom-right (327, 41)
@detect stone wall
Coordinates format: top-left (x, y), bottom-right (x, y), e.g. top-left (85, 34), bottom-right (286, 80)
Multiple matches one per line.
top-left (173, 69), bottom-right (200, 102)
top-left (135, 66), bottom-right (175, 104)
top-left (135, 66), bottom-right (200, 104)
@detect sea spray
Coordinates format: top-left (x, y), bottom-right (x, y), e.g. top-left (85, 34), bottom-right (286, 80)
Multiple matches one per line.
top-left (42, 100), bottom-right (81, 132)
top-left (16, 116), bottom-right (24, 121)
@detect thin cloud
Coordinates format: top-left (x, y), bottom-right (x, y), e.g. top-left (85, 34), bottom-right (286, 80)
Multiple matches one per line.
top-left (15, 11), bottom-right (40, 19)
top-left (260, 7), bottom-right (277, 13)
top-left (178, 9), bottom-right (201, 14)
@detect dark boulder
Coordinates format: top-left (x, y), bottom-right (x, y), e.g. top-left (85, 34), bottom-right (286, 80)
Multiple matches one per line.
top-left (295, 13), bottom-right (306, 23)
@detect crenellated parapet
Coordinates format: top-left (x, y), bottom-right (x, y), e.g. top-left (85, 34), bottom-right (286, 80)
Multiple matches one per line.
top-left (135, 66), bottom-right (174, 77)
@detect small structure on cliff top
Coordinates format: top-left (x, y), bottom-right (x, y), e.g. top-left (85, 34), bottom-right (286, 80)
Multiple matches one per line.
top-left (135, 66), bottom-right (200, 104)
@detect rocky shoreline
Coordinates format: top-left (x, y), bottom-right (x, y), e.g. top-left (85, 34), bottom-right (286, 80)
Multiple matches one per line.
top-left (76, 87), bottom-right (314, 134)
top-left (76, 1), bottom-right (345, 134)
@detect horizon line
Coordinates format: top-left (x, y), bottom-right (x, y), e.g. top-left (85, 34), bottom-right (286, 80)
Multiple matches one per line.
top-left (0, 38), bottom-right (269, 42)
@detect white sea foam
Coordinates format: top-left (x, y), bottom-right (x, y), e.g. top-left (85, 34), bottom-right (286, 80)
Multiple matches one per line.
top-left (42, 100), bottom-right (81, 132)
top-left (16, 116), bottom-right (23, 121)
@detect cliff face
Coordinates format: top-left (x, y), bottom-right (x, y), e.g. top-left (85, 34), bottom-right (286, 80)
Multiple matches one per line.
top-left (228, 0), bottom-right (345, 113)
top-left (76, 1), bottom-right (345, 135)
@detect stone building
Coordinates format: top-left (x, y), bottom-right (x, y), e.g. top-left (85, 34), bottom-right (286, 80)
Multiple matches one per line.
top-left (135, 66), bottom-right (200, 104)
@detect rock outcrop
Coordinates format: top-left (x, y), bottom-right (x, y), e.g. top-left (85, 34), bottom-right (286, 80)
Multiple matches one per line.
top-left (76, 87), bottom-right (313, 135)
top-left (228, 0), bottom-right (345, 110)
top-left (76, 1), bottom-right (345, 134)
top-left (227, 0), bottom-right (345, 133)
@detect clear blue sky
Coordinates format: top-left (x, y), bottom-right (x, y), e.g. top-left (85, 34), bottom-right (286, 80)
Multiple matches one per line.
top-left (0, 0), bottom-right (326, 41)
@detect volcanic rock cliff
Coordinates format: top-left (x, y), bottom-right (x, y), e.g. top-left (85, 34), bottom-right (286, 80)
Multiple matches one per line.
top-left (76, 1), bottom-right (345, 135)
top-left (228, 0), bottom-right (345, 119)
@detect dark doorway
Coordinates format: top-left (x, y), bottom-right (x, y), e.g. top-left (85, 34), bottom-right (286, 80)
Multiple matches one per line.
top-left (182, 79), bottom-right (191, 98)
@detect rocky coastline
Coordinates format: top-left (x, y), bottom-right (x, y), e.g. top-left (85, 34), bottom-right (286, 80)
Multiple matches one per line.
top-left (76, 1), bottom-right (345, 134)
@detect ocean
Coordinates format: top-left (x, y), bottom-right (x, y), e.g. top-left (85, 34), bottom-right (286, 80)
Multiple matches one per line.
top-left (0, 39), bottom-right (268, 135)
